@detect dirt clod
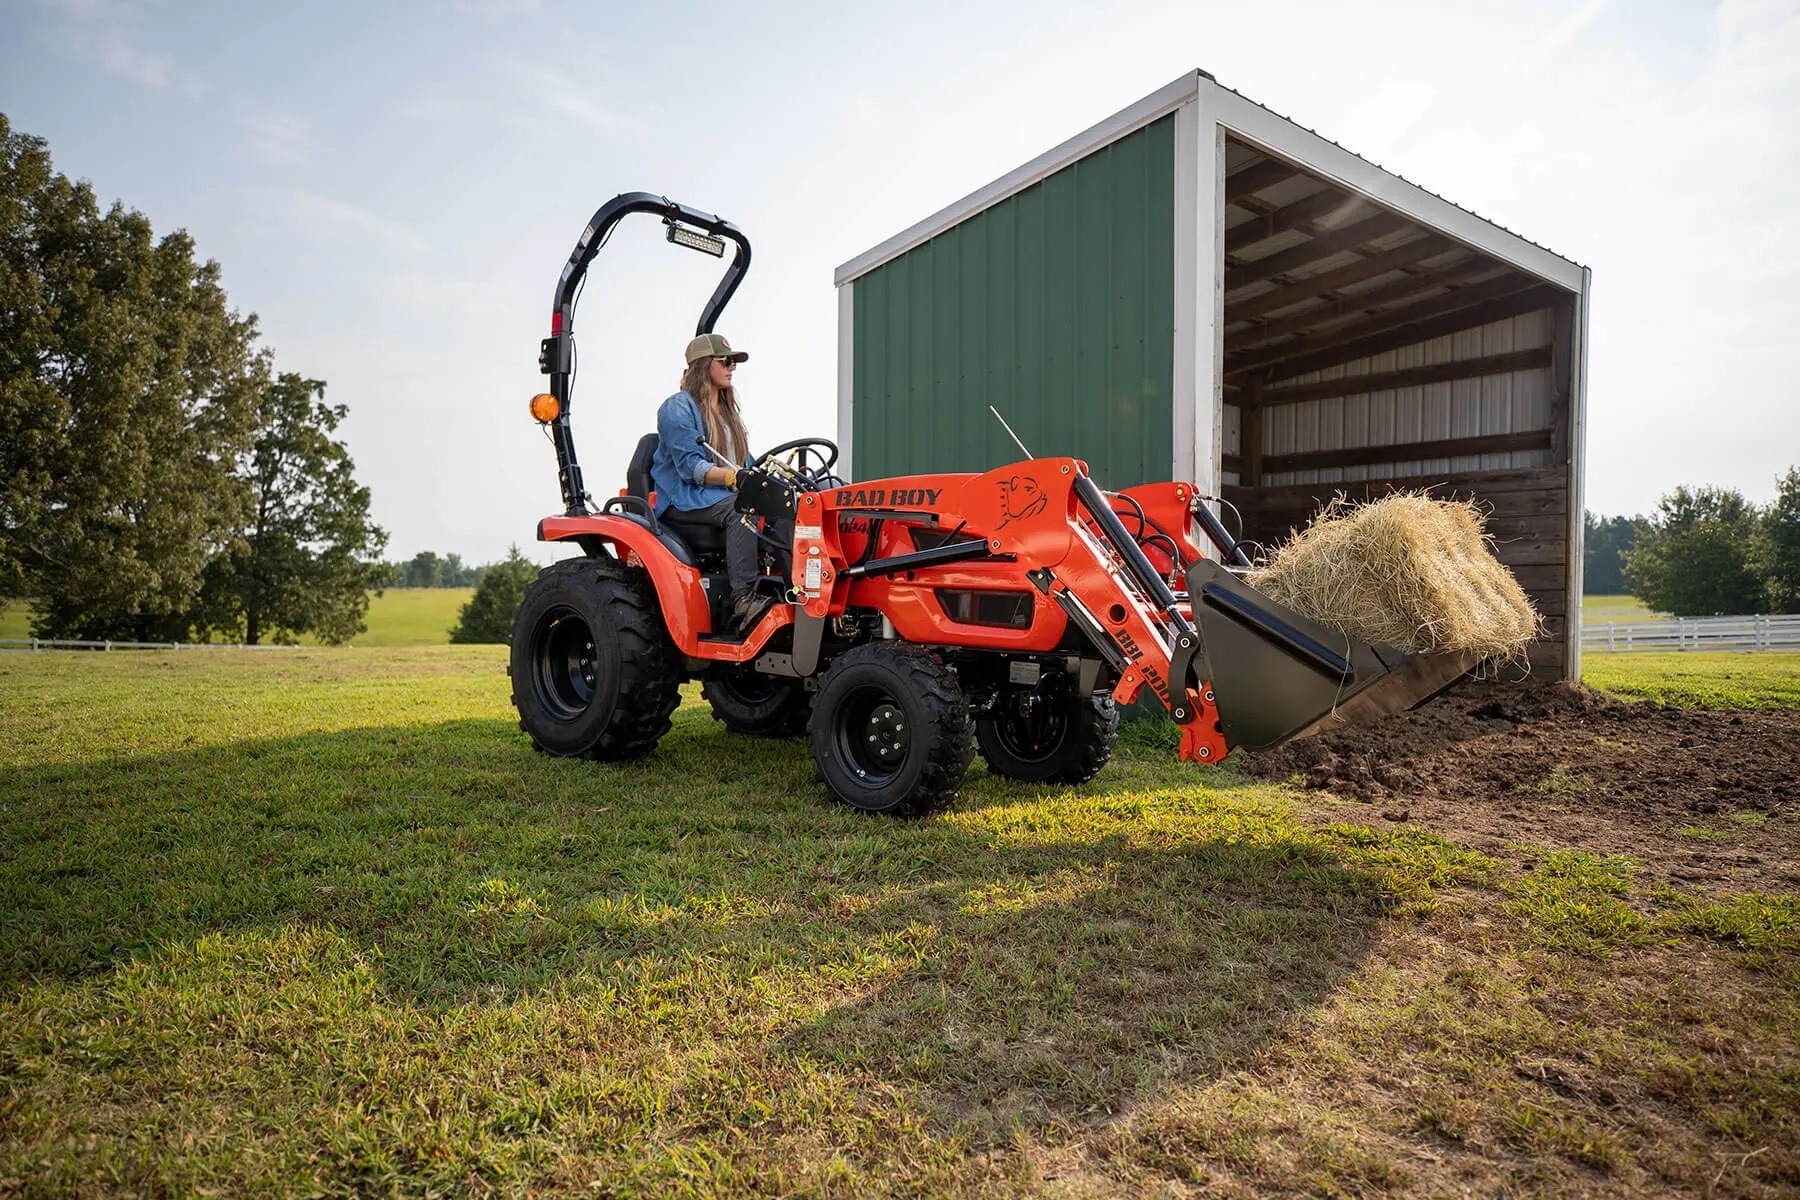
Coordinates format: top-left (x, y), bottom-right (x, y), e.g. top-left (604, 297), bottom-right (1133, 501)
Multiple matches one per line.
top-left (1237, 679), bottom-right (1800, 892)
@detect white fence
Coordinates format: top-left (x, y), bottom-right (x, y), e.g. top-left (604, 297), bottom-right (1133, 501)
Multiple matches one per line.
top-left (0, 638), bottom-right (302, 653)
top-left (1582, 614), bottom-right (1800, 653)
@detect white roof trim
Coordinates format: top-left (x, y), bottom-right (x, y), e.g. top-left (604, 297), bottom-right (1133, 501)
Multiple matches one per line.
top-left (833, 71), bottom-right (1204, 286)
top-left (834, 70), bottom-right (1586, 291)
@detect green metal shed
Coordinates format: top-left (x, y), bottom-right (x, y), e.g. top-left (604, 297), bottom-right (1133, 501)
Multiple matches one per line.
top-left (835, 70), bottom-right (1591, 678)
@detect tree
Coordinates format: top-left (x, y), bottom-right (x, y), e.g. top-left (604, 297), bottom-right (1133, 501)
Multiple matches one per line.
top-left (1582, 511), bottom-right (1645, 595)
top-left (1622, 486), bottom-right (1764, 617)
top-left (2, 114), bottom-right (262, 639)
top-left (1756, 467), bottom-right (1800, 613)
top-left (390, 551), bottom-right (484, 588)
top-left (393, 551), bottom-right (448, 588)
top-left (450, 547), bottom-right (540, 643)
top-left (190, 373), bottom-right (388, 645)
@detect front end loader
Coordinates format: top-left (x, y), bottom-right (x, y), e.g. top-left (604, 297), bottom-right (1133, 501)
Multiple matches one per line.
top-left (511, 193), bottom-right (1475, 815)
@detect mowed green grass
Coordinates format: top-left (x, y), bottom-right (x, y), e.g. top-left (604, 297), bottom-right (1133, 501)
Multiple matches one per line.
top-left (1581, 593), bottom-right (1663, 623)
top-left (338, 587), bottom-right (473, 646)
top-left (0, 600), bottom-right (30, 641)
top-left (2, 649), bottom-right (1795, 1196)
top-left (1582, 650), bottom-right (1800, 708)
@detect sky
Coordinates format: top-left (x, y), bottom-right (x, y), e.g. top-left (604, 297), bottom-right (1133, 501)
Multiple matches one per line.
top-left (3, 0), bottom-right (1796, 564)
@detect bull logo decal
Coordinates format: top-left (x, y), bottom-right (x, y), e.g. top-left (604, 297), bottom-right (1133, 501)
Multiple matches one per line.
top-left (997, 474), bottom-right (1047, 528)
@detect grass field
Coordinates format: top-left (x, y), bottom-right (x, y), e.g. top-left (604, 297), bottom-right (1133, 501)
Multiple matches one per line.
top-left (0, 589), bottom-right (474, 647)
top-left (0, 601), bottom-right (29, 641)
top-left (1581, 593), bottom-right (1664, 623)
top-left (1581, 651), bottom-right (1800, 708)
top-left (1, 647), bottom-right (1794, 1196)
top-left (335, 587), bottom-right (473, 646)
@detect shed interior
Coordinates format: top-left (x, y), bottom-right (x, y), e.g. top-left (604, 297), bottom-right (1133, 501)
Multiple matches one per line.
top-left (1214, 137), bottom-right (1580, 672)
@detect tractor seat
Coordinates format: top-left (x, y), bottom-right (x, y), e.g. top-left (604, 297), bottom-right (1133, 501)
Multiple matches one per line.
top-left (626, 432), bottom-right (726, 555)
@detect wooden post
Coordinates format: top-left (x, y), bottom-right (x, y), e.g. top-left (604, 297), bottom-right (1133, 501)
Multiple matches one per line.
top-left (1243, 374), bottom-right (1264, 488)
top-left (1549, 294), bottom-right (1575, 463)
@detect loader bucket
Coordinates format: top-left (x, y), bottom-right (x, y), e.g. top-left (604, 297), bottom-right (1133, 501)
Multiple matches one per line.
top-left (1185, 559), bottom-right (1479, 752)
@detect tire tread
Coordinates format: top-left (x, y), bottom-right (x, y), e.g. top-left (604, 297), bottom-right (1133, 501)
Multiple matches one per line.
top-left (510, 556), bottom-right (682, 760)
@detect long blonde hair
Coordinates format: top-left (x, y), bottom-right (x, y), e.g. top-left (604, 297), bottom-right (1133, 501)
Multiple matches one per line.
top-left (680, 357), bottom-right (749, 466)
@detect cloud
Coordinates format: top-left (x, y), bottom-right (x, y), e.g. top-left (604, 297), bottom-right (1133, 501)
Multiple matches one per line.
top-left (242, 112), bottom-right (314, 168)
top-left (453, 0), bottom-right (542, 15)
top-left (1521, 0), bottom-right (1612, 75)
top-left (512, 62), bottom-right (642, 139)
top-left (281, 190), bottom-right (427, 255)
top-left (374, 269), bottom-right (493, 319)
top-left (38, 0), bottom-right (205, 97)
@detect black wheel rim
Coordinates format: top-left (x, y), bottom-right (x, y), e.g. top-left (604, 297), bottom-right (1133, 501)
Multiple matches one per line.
top-left (719, 670), bottom-right (781, 707)
top-left (533, 606), bottom-right (599, 721)
top-left (992, 692), bottom-right (1068, 763)
top-left (832, 684), bottom-right (911, 786)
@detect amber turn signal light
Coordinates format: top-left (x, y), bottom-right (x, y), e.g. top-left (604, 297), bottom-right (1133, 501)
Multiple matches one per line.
top-left (529, 393), bottom-right (560, 423)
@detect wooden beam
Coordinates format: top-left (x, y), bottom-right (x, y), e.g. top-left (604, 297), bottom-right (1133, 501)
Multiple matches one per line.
top-left (1224, 212), bottom-right (1413, 292)
top-left (1243, 375), bottom-right (1264, 487)
top-left (1225, 273), bottom-right (1540, 376)
top-left (1226, 237), bottom-right (1460, 323)
top-left (1260, 429), bottom-right (1554, 474)
top-left (1228, 193), bottom-right (1277, 217)
top-left (1227, 466), bottom-right (1566, 507)
top-left (1261, 285), bottom-right (1564, 384)
top-left (1246, 487), bottom-right (1567, 523)
top-left (1261, 347), bottom-right (1553, 406)
top-left (1224, 187), bottom-right (1368, 253)
top-left (1224, 157), bottom-right (1301, 200)
top-left (1225, 260), bottom-right (1500, 354)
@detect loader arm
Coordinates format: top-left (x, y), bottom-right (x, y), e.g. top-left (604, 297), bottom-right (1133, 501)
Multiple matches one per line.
top-left (785, 457), bottom-right (1474, 764)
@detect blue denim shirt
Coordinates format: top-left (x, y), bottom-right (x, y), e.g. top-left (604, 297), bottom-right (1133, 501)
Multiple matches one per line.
top-left (650, 390), bottom-right (736, 515)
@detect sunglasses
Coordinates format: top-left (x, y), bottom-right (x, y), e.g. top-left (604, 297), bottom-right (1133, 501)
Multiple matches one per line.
top-left (716, 358), bottom-right (737, 369)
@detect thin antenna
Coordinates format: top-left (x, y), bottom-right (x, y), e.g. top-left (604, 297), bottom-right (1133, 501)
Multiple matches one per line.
top-left (989, 406), bottom-right (1034, 460)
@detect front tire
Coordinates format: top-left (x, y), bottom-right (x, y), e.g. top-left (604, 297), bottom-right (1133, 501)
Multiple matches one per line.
top-left (976, 687), bottom-right (1118, 784)
top-left (509, 556), bottom-right (681, 760)
top-left (809, 643), bottom-right (973, 817)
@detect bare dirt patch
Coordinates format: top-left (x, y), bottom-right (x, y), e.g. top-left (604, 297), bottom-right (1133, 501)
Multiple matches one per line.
top-left (1237, 680), bottom-right (1800, 893)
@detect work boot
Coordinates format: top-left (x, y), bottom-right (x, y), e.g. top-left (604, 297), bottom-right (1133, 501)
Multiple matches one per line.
top-left (727, 579), bottom-right (781, 636)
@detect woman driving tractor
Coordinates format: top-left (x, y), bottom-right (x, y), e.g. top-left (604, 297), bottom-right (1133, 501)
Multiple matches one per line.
top-left (649, 332), bottom-right (765, 630)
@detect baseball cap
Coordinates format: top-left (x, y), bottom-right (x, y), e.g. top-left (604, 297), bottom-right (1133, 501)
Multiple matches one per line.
top-left (684, 333), bottom-right (749, 365)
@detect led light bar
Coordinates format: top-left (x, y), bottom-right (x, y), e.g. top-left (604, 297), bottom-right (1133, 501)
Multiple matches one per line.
top-left (665, 222), bottom-right (725, 257)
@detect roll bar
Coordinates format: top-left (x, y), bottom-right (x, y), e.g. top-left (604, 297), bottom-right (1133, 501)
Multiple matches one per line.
top-left (537, 192), bottom-right (752, 515)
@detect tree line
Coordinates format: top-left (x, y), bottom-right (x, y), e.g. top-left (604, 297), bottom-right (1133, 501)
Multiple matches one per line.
top-left (387, 551), bottom-right (489, 589)
top-left (2, 115), bottom-right (384, 645)
top-left (1584, 468), bottom-right (1800, 616)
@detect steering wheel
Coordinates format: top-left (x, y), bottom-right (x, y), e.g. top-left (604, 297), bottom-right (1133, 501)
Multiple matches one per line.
top-left (750, 437), bottom-right (839, 483)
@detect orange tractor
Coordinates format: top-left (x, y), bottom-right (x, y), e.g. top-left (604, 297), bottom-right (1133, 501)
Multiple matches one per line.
top-left (512, 194), bottom-right (1472, 815)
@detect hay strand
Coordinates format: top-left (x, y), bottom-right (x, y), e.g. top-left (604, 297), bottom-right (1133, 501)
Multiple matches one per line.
top-left (1244, 492), bottom-right (1540, 659)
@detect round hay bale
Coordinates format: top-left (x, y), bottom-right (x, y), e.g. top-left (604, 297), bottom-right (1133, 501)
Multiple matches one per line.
top-left (1244, 492), bottom-right (1541, 659)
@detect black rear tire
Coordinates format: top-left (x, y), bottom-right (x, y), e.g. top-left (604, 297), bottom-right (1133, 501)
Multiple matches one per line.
top-left (509, 556), bottom-right (682, 760)
top-left (701, 667), bottom-right (813, 737)
top-left (976, 687), bottom-right (1118, 784)
top-left (809, 643), bottom-right (973, 817)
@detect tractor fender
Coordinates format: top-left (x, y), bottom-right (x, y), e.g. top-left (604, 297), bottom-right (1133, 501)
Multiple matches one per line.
top-left (538, 513), bottom-right (712, 648)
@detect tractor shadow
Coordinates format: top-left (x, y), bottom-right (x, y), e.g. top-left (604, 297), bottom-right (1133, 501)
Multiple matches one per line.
top-left (3, 710), bottom-right (1392, 1132)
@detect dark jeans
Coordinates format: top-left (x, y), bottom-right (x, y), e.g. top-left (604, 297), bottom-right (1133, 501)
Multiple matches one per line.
top-left (678, 497), bottom-right (759, 591)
